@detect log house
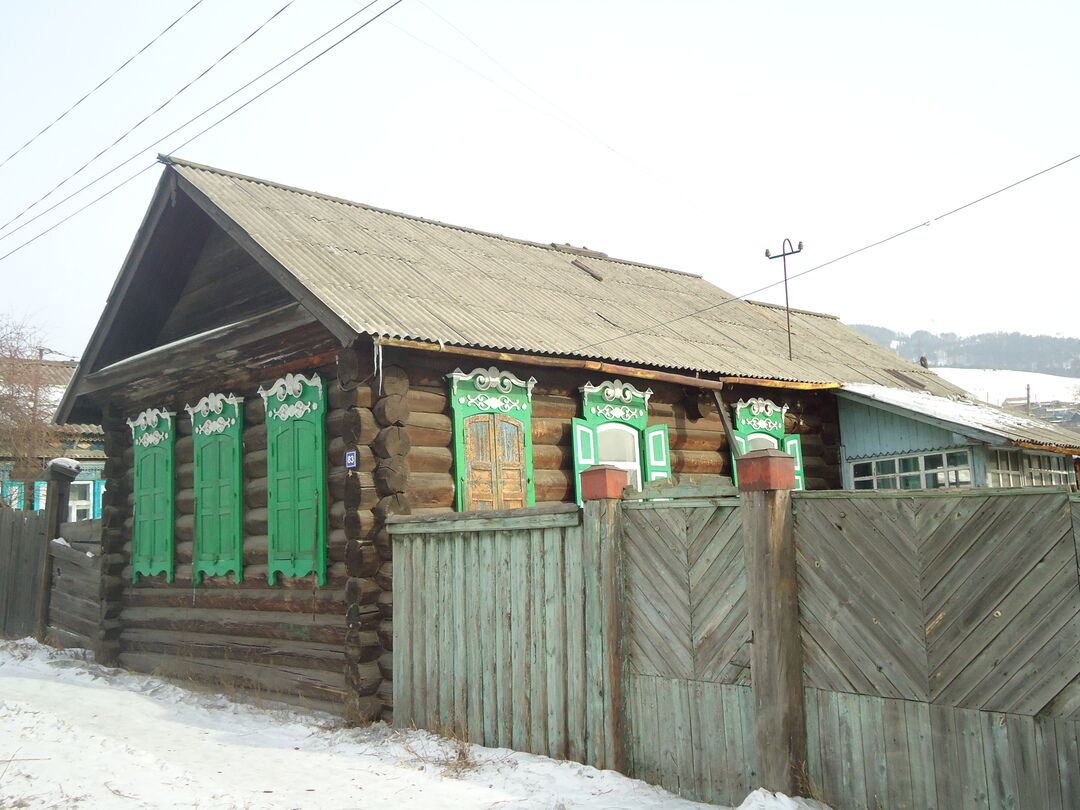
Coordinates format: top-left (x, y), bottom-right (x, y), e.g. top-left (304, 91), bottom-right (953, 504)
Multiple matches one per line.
top-left (58, 157), bottom-right (968, 721)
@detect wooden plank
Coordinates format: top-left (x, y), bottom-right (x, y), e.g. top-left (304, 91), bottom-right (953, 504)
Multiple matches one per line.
top-left (722, 683), bottom-right (750, 801)
top-left (438, 531), bottom-right (453, 731)
top-left (672, 678), bottom-right (695, 798)
top-left (543, 526), bottom-right (567, 759)
top-left (979, 710), bottom-right (1014, 810)
top-left (582, 502), bottom-right (606, 767)
top-left (530, 528), bottom-right (548, 755)
top-left (392, 536), bottom-right (411, 726)
top-left (1034, 715), bottom-right (1064, 810)
top-left (386, 503), bottom-right (579, 533)
top-left (882, 697), bottom-right (913, 810)
top-left (904, 700), bottom-right (937, 810)
top-left (930, 705), bottom-right (961, 809)
top-left (510, 527), bottom-right (531, 752)
top-left (1006, 713), bottom-right (1041, 810)
top-left (465, 532), bottom-right (483, 744)
top-left (836, 691), bottom-right (868, 807)
top-left (452, 531), bottom-right (468, 738)
top-left (1056, 719), bottom-right (1080, 809)
top-left (564, 523), bottom-right (586, 764)
top-left (954, 706), bottom-right (990, 810)
top-left (478, 530), bottom-right (498, 746)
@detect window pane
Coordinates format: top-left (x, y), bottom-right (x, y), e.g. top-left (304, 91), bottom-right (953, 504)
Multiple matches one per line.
top-left (749, 435), bottom-right (779, 451)
top-left (853, 462), bottom-right (872, 478)
top-left (924, 454), bottom-right (944, 470)
top-left (947, 452), bottom-right (968, 467)
top-left (875, 476), bottom-right (898, 489)
top-left (899, 456), bottom-right (920, 473)
top-left (854, 479), bottom-right (874, 490)
top-left (875, 459), bottom-right (896, 475)
top-left (598, 425), bottom-right (638, 462)
top-left (926, 471), bottom-right (945, 488)
top-left (900, 474), bottom-right (921, 489)
top-left (956, 469), bottom-right (971, 484)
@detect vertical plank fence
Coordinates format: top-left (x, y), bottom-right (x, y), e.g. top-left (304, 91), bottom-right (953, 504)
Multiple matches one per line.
top-left (389, 502), bottom-right (622, 768)
top-left (0, 508), bottom-right (48, 638)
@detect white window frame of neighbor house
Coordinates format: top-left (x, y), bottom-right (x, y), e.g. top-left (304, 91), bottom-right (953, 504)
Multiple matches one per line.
top-left (850, 449), bottom-right (973, 490)
top-left (67, 481), bottom-right (94, 521)
top-left (989, 449), bottom-right (1074, 487)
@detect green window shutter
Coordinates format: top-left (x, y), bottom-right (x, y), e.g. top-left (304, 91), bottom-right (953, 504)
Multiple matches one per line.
top-left (92, 480), bottom-right (104, 517)
top-left (783, 434), bottom-right (806, 490)
top-left (571, 418), bottom-right (599, 506)
top-left (127, 408), bottom-right (176, 583)
top-left (643, 424), bottom-right (672, 483)
top-left (447, 367), bottom-right (536, 511)
top-left (259, 374), bottom-right (327, 586)
top-left (729, 397), bottom-right (805, 491)
top-left (185, 394), bottom-right (244, 584)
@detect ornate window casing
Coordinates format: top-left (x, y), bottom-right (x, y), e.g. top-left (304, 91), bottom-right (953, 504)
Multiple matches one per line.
top-left (184, 393), bottom-right (245, 583)
top-left (447, 367), bottom-right (537, 511)
top-left (572, 379), bottom-right (671, 504)
top-left (258, 373), bottom-right (327, 585)
top-left (730, 398), bottom-right (805, 490)
top-left (127, 408), bottom-right (176, 583)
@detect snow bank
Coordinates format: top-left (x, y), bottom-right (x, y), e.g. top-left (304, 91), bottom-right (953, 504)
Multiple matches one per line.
top-left (0, 640), bottom-right (831, 810)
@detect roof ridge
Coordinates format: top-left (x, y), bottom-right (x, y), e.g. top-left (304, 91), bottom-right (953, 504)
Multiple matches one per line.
top-left (745, 299), bottom-right (840, 320)
top-left (159, 154), bottom-right (704, 279)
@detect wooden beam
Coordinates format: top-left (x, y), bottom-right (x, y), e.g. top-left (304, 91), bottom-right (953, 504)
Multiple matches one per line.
top-left (78, 304), bottom-right (316, 396)
top-left (377, 337), bottom-right (729, 391)
top-left (174, 173), bottom-right (357, 346)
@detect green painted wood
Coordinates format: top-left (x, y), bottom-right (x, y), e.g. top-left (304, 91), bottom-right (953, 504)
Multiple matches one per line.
top-left (129, 408), bottom-right (176, 583)
top-left (187, 394), bottom-right (244, 583)
top-left (261, 373), bottom-right (327, 585)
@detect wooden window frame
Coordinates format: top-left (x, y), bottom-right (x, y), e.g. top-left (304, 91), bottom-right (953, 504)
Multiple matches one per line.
top-left (447, 366), bottom-right (537, 512)
top-left (572, 379), bottom-right (671, 505)
top-left (850, 448), bottom-right (972, 490)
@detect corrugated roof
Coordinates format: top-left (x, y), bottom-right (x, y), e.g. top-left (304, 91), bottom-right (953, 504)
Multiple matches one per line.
top-left (840, 383), bottom-right (1080, 452)
top-left (166, 156), bottom-right (962, 394)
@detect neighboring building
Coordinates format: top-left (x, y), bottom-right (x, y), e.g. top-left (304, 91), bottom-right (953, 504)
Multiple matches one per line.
top-left (837, 383), bottom-right (1080, 490)
top-left (54, 156), bottom-right (978, 718)
top-left (0, 358), bottom-right (105, 520)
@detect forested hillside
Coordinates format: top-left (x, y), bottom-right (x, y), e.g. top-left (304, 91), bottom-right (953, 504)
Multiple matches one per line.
top-left (851, 325), bottom-right (1080, 377)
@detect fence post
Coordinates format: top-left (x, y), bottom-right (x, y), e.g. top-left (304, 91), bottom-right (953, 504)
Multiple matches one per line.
top-left (34, 458), bottom-right (80, 642)
top-left (737, 449), bottom-right (807, 796)
top-left (580, 465), bottom-right (627, 773)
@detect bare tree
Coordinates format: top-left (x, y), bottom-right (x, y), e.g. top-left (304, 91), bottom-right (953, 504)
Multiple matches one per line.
top-left (0, 314), bottom-right (64, 486)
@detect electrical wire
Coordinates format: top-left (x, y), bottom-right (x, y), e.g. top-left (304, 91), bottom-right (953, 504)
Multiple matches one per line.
top-left (0, 0), bottom-right (206, 170)
top-left (0, 0), bottom-right (393, 247)
top-left (0, 0), bottom-right (299, 236)
top-left (0, 0), bottom-right (406, 264)
top-left (571, 149), bottom-right (1080, 353)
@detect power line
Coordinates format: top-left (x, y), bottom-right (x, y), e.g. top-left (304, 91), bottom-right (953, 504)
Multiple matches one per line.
top-left (0, 0), bottom-right (394, 247)
top-left (0, 0), bottom-right (406, 264)
top-left (0, 0), bottom-right (206, 171)
top-left (0, 0), bottom-right (299, 237)
top-left (571, 149), bottom-right (1080, 353)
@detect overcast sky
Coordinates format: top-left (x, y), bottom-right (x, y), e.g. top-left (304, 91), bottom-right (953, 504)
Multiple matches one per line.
top-left (2, 0), bottom-right (1078, 358)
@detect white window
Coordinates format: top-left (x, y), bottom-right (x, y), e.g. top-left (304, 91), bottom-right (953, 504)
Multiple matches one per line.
top-left (989, 450), bottom-right (1074, 487)
top-left (597, 422), bottom-right (642, 491)
top-left (851, 450), bottom-right (972, 490)
top-left (68, 481), bottom-right (93, 522)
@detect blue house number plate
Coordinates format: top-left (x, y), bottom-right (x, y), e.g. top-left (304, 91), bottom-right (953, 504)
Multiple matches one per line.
top-left (345, 450), bottom-right (358, 469)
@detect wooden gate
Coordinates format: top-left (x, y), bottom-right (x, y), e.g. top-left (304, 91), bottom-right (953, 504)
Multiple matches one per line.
top-left (0, 508), bottom-right (47, 638)
top-left (620, 497), bottom-right (758, 805)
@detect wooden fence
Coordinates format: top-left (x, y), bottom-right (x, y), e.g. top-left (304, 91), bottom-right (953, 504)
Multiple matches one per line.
top-left (390, 486), bottom-right (1080, 810)
top-left (45, 519), bottom-right (103, 650)
top-left (389, 503), bottom-right (621, 767)
top-left (0, 508), bottom-right (47, 638)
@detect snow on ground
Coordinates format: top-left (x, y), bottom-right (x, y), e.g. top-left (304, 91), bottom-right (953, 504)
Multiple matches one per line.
top-left (0, 640), bottom-right (828, 810)
top-left (932, 367), bottom-right (1080, 406)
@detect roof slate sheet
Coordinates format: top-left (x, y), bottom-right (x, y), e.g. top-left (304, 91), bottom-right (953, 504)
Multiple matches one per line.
top-left (841, 383), bottom-right (1080, 451)
top-left (168, 157), bottom-right (962, 395)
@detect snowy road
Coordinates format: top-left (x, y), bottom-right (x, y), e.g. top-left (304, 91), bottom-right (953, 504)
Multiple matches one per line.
top-left (0, 640), bottom-right (819, 810)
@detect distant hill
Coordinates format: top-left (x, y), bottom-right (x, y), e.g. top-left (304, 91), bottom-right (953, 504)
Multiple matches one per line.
top-left (850, 325), bottom-right (1080, 378)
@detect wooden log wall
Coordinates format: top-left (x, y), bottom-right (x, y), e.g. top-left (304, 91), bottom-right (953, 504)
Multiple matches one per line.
top-left (102, 359), bottom-right (353, 717)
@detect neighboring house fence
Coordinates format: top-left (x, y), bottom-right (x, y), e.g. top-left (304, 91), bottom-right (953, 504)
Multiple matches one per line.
top-left (0, 509), bottom-right (47, 638)
top-left (389, 479), bottom-right (1080, 810)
